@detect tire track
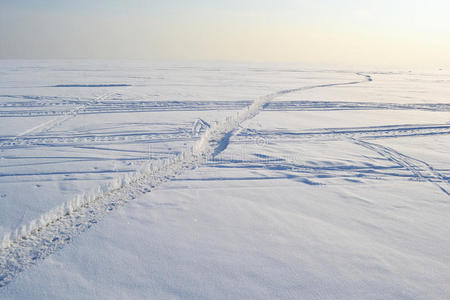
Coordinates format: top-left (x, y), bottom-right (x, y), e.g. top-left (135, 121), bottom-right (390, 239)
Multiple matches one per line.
top-left (0, 89), bottom-right (127, 149)
top-left (235, 124), bottom-right (450, 142)
top-left (0, 73), bottom-right (371, 287)
top-left (1, 101), bottom-right (448, 118)
top-left (352, 138), bottom-right (450, 196)
top-left (0, 130), bottom-right (195, 149)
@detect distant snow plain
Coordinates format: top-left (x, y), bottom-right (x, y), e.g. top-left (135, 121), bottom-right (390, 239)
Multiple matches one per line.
top-left (0, 60), bottom-right (449, 299)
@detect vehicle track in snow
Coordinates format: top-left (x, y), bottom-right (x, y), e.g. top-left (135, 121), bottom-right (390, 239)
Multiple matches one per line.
top-left (235, 124), bottom-right (450, 142)
top-left (351, 138), bottom-right (450, 196)
top-left (232, 125), bottom-right (450, 192)
top-left (0, 130), bottom-right (195, 150)
top-left (0, 73), bottom-right (372, 287)
top-left (0, 89), bottom-right (128, 149)
top-left (1, 100), bottom-right (449, 118)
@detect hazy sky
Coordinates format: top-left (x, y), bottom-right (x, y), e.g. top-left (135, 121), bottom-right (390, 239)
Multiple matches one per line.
top-left (1, 0), bottom-right (449, 67)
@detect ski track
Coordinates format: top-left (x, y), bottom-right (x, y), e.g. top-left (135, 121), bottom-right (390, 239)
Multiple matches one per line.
top-left (0, 88), bottom-right (128, 149)
top-left (351, 138), bottom-right (450, 196)
top-left (0, 74), bottom-right (372, 287)
top-left (3, 123), bottom-right (449, 151)
top-left (1, 100), bottom-right (449, 118)
top-left (236, 124), bottom-right (450, 142)
top-left (0, 130), bottom-right (195, 150)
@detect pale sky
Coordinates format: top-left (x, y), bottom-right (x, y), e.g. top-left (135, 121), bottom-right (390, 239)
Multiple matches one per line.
top-left (1, 0), bottom-right (449, 67)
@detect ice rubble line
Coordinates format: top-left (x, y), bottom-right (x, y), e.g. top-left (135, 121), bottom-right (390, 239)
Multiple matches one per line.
top-left (0, 73), bottom-right (371, 251)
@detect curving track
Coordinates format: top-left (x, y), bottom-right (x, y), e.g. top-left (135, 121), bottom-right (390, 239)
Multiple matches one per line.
top-left (0, 74), bottom-right (373, 287)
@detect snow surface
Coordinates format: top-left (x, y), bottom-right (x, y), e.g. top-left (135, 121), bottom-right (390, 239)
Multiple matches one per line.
top-left (0, 60), bottom-right (449, 299)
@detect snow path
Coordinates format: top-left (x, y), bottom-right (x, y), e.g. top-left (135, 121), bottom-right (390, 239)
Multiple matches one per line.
top-left (1, 100), bottom-right (449, 118)
top-left (0, 74), bottom-right (371, 288)
top-left (352, 138), bottom-right (450, 196)
top-left (0, 89), bottom-right (126, 149)
top-left (236, 124), bottom-right (450, 141)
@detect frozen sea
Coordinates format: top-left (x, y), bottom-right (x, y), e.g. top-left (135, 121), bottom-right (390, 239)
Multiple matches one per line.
top-left (0, 60), bottom-right (449, 299)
